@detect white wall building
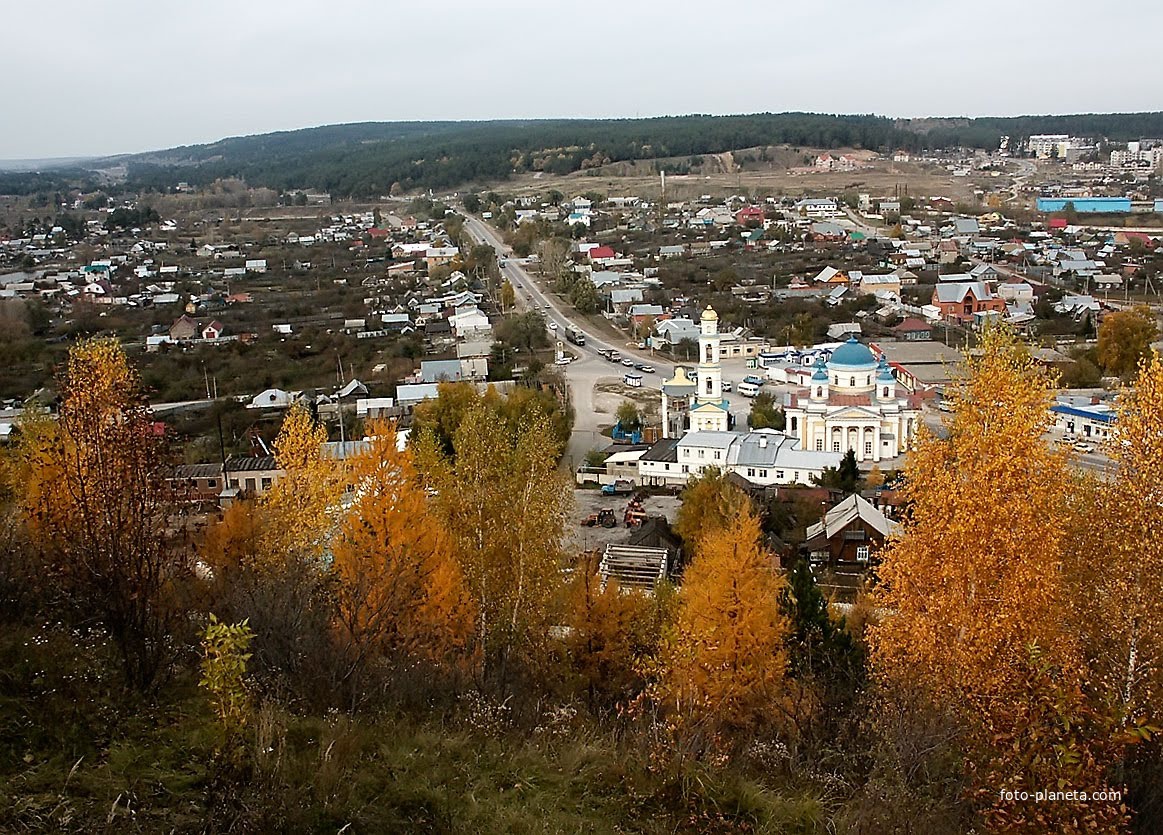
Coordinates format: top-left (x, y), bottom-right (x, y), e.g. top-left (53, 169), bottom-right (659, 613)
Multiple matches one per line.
top-left (784, 338), bottom-right (922, 462)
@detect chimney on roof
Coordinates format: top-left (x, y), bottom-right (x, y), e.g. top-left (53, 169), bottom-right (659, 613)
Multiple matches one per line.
top-left (758, 435), bottom-right (768, 449)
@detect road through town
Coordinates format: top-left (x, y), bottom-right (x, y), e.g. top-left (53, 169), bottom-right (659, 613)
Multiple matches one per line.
top-left (462, 215), bottom-right (760, 467)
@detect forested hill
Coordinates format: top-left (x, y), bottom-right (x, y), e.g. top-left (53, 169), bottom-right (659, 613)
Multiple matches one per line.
top-left (10, 111), bottom-right (1163, 198)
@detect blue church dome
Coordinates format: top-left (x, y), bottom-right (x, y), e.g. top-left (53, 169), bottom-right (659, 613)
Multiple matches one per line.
top-left (876, 355), bottom-right (895, 381)
top-left (828, 337), bottom-right (877, 368)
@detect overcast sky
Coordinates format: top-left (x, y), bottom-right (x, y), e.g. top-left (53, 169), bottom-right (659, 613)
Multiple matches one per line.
top-left (3, 0), bottom-right (1161, 160)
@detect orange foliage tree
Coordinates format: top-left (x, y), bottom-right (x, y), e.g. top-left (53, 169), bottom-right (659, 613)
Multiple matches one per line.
top-left (657, 504), bottom-right (789, 748)
top-left (563, 552), bottom-right (665, 713)
top-left (331, 421), bottom-right (474, 702)
top-left (11, 338), bottom-right (185, 690)
top-left (869, 327), bottom-right (1128, 831)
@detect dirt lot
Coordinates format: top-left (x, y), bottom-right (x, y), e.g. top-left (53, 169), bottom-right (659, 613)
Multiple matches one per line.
top-left (565, 487), bottom-right (683, 554)
top-left (506, 146), bottom-right (996, 205)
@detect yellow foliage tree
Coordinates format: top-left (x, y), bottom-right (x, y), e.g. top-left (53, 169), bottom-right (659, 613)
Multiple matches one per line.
top-left (331, 421), bottom-right (474, 696)
top-left (869, 327), bottom-right (1126, 831)
top-left (11, 338), bottom-right (184, 690)
top-left (658, 505), bottom-right (789, 744)
top-left (1069, 354), bottom-right (1163, 726)
top-left (1097, 305), bottom-right (1158, 379)
top-left (259, 404), bottom-right (346, 562)
top-left (672, 468), bottom-right (753, 559)
top-left (415, 401), bottom-right (569, 685)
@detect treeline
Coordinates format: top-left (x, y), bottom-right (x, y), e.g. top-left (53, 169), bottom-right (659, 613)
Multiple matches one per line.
top-left (9, 112), bottom-right (1163, 200)
top-left (5, 333), bottom-right (1163, 831)
top-left (97, 111), bottom-right (1163, 197)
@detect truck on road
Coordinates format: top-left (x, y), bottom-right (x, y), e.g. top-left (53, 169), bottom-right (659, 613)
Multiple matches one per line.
top-left (565, 325), bottom-right (586, 346)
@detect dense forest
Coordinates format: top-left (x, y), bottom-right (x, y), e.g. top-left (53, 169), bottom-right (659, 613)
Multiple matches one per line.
top-left (5, 111), bottom-right (1163, 199)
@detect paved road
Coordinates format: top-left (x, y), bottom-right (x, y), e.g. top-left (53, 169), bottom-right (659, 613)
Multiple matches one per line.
top-left (462, 215), bottom-right (764, 465)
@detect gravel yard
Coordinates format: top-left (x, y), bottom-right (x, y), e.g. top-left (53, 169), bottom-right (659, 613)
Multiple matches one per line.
top-left (565, 486), bottom-right (683, 554)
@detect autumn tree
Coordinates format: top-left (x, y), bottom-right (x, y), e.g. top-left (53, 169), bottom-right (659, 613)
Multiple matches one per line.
top-left (330, 422), bottom-right (474, 705)
top-left (657, 505), bottom-right (789, 747)
top-left (200, 406), bottom-right (346, 701)
top-left (673, 468), bottom-right (753, 559)
top-left (537, 237), bottom-right (570, 282)
top-left (500, 279), bottom-right (515, 312)
top-left (412, 381), bottom-right (572, 462)
top-left (260, 404), bottom-right (346, 561)
top-left (869, 327), bottom-right (1127, 830)
top-left (11, 338), bottom-right (186, 690)
top-left (415, 402), bottom-right (570, 690)
top-left (1097, 305), bottom-right (1158, 379)
top-left (563, 551), bottom-right (662, 713)
top-left (1067, 354), bottom-right (1163, 797)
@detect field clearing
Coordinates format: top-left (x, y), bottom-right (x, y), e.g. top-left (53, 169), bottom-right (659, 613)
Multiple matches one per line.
top-left (502, 147), bottom-right (1006, 204)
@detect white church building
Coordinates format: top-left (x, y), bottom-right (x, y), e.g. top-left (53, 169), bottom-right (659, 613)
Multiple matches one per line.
top-left (783, 337), bottom-right (922, 462)
top-left (639, 306), bottom-right (844, 487)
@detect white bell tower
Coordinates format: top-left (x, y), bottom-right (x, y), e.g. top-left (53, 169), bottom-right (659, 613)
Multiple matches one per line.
top-left (697, 306), bottom-right (722, 405)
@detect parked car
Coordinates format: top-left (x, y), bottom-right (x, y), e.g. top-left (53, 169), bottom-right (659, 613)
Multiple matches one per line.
top-left (548, 321), bottom-right (558, 331)
top-left (1073, 441), bottom-right (1096, 453)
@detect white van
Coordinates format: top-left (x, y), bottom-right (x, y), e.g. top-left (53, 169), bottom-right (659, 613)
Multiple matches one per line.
top-left (738, 381), bottom-right (761, 397)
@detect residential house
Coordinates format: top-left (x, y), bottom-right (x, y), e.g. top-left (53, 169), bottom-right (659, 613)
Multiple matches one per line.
top-left (857, 273), bottom-right (901, 296)
top-left (455, 341), bottom-right (491, 380)
top-left (609, 288), bottom-right (645, 313)
top-left (420, 359), bottom-right (464, 383)
top-left (223, 456), bottom-right (281, 497)
top-left (248, 388), bottom-right (294, 409)
top-left (201, 320), bottom-right (224, 340)
top-left (425, 246), bottom-right (459, 270)
top-left (395, 383), bottom-right (440, 408)
top-left (931, 282), bottom-right (1006, 322)
top-left (628, 303), bottom-right (665, 326)
top-left (802, 492), bottom-right (899, 567)
top-left (810, 221), bottom-right (847, 241)
top-left (997, 280), bottom-right (1035, 302)
top-left (448, 307), bottom-right (491, 338)
top-left (169, 314), bottom-right (199, 342)
top-left (794, 198), bottom-right (840, 218)
top-left (735, 206), bottom-right (765, 226)
top-left (653, 317), bottom-right (701, 348)
top-left (892, 318), bottom-right (932, 341)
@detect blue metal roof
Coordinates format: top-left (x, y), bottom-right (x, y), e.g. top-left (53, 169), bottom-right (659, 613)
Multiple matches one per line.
top-left (1051, 404), bottom-right (1116, 424)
